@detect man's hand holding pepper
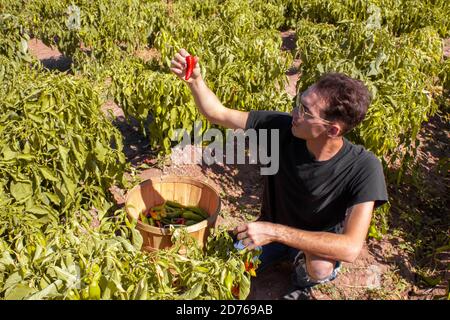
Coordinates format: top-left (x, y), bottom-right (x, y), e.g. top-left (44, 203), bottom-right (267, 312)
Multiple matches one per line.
top-left (170, 48), bottom-right (201, 84)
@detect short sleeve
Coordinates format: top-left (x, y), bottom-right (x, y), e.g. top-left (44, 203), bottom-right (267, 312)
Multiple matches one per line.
top-left (347, 153), bottom-right (389, 209)
top-left (245, 110), bottom-right (291, 131)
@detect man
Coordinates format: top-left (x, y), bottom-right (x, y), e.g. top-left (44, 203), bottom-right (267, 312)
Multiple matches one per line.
top-left (170, 49), bottom-right (388, 299)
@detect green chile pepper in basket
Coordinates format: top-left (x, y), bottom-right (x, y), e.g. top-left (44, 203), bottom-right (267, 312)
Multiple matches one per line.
top-left (186, 206), bottom-right (209, 219)
top-left (182, 210), bottom-right (204, 222)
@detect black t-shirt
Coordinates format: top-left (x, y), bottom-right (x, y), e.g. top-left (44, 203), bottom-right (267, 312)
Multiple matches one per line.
top-left (245, 110), bottom-right (389, 231)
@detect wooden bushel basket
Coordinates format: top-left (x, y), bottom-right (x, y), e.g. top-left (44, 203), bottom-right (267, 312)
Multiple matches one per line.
top-left (125, 176), bottom-right (221, 252)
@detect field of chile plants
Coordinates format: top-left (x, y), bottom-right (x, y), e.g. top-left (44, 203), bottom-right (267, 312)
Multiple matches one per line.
top-left (0, 0), bottom-right (449, 300)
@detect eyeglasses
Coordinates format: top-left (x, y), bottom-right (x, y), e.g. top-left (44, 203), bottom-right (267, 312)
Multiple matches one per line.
top-left (294, 92), bottom-right (334, 125)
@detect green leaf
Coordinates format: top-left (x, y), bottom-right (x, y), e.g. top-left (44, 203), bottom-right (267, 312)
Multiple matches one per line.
top-left (27, 279), bottom-right (63, 300)
top-left (33, 246), bottom-right (44, 262)
top-left (4, 284), bottom-right (36, 300)
top-left (131, 228), bottom-right (143, 251)
top-left (39, 167), bottom-right (58, 182)
top-left (20, 39), bottom-right (28, 54)
top-left (42, 192), bottom-right (61, 205)
top-left (110, 270), bottom-right (127, 294)
top-left (115, 236), bottom-right (136, 253)
top-left (101, 279), bottom-right (118, 300)
top-left (58, 145), bottom-right (70, 172)
top-left (239, 274), bottom-right (251, 300)
top-left (0, 252), bottom-right (15, 270)
top-left (3, 271), bottom-right (23, 291)
top-left (132, 277), bottom-right (148, 300)
top-left (10, 181), bottom-right (33, 202)
top-left (95, 140), bottom-right (108, 162)
top-left (60, 171), bottom-right (76, 198)
top-left (434, 244), bottom-right (450, 254)
top-left (419, 274), bottom-right (442, 287)
top-left (2, 146), bottom-right (17, 161)
top-left (26, 205), bottom-right (51, 216)
top-left (170, 107), bottom-right (178, 120)
top-left (70, 139), bottom-right (86, 167)
top-left (182, 280), bottom-right (204, 300)
top-left (51, 266), bottom-right (77, 285)
top-left (28, 113), bottom-right (44, 123)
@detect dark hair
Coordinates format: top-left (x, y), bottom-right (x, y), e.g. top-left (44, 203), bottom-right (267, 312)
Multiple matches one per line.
top-left (314, 73), bottom-right (372, 134)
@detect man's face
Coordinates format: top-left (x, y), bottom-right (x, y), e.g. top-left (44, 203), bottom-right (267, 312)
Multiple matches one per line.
top-left (290, 86), bottom-right (340, 140)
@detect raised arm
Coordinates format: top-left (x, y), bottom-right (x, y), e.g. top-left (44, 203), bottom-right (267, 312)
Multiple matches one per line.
top-left (170, 48), bottom-right (249, 130)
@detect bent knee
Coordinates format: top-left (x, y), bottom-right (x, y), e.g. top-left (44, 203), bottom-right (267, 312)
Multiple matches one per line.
top-left (305, 257), bottom-right (336, 281)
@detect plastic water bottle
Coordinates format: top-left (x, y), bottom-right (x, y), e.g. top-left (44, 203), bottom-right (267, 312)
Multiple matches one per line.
top-left (233, 240), bottom-right (262, 262)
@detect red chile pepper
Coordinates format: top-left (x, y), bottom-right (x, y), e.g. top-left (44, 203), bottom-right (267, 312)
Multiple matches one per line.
top-left (185, 55), bottom-right (196, 80)
top-left (149, 210), bottom-right (160, 220)
top-left (173, 217), bottom-right (186, 225)
top-left (245, 261), bottom-right (256, 277)
top-left (231, 285), bottom-right (240, 299)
